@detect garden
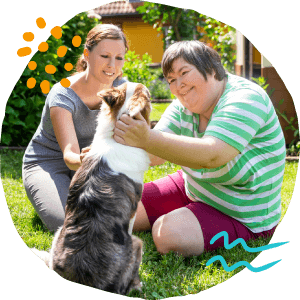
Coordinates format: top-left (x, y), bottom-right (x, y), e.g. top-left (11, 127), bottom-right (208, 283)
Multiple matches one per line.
top-left (1, 145), bottom-right (297, 299)
top-left (1, 5), bottom-right (299, 299)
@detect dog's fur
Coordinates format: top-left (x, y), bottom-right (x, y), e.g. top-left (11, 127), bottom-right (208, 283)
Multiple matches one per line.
top-left (32, 82), bottom-right (151, 295)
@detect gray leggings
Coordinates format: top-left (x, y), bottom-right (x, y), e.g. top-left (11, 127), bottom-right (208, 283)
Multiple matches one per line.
top-left (22, 160), bottom-right (75, 232)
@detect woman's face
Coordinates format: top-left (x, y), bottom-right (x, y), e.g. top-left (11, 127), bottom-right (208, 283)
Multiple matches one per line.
top-left (86, 39), bottom-right (126, 86)
top-left (166, 58), bottom-right (222, 117)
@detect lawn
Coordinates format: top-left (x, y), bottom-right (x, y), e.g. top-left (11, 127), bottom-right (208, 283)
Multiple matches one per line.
top-left (150, 103), bottom-right (171, 122)
top-left (0, 147), bottom-right (297, 299)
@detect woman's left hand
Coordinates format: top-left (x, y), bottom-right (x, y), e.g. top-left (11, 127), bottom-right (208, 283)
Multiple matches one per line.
top-left (80, 146), bottom-right (91, 162)
top-left (114, 112), bottom-right (150, 149)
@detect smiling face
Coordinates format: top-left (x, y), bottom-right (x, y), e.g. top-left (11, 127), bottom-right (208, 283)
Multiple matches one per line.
top-left (85, 39), bottom-right (126, 86)
top-left (166, 58), bottom-right (225, 117)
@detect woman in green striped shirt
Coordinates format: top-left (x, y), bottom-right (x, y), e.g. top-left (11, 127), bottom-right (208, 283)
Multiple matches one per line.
top-left (114, 41), bottom-right (286, 257)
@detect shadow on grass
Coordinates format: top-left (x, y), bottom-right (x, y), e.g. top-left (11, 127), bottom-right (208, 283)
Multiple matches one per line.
top-left (31, 212), bottom-right (49, 233)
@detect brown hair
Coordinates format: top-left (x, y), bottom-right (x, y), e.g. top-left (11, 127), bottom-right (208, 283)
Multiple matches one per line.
top-left (161, 41), bottom-right (226, 81)
top-left (75, 24), bottom-right (128, 73)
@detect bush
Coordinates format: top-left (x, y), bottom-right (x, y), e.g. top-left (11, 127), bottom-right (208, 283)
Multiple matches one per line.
top-left (149, 79), bottom-right (173, 100)
top-left (123, 51), bottom-right (157, 88)
top-left (1, 12), bottom-right (99, 147)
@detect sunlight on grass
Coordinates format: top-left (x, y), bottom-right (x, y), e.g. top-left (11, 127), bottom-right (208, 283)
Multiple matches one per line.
top-left (1, 149), bottom-right (298, 299)
top-left (150, 103), bottom-right (171, 121)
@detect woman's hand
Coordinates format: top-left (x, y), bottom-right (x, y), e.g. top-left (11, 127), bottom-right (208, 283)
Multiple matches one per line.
top-left (114, 112), bottom-right (151, 149)
top-left (80, 146), bottom-right (91, 162)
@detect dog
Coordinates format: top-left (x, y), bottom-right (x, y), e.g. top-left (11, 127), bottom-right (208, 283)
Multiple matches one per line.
top-left (32, 82), bottom-right (151, 295)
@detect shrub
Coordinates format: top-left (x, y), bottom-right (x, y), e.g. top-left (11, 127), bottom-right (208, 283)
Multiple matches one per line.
top-left (123, 51), bottom-right (157, 88)
top-left (149, 79), bottom-right (174, 100)
top-left (1, 13), bottom-right (99, 146)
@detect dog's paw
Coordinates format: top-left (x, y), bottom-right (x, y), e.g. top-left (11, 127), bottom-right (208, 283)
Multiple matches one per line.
top-left (31, 248), bottom-right (50, 266)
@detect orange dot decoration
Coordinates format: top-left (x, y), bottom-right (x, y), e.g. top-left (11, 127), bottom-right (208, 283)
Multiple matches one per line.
top-left (64, 63), bottom-right (73, 72)
top-left (38, 42), bottom-right (49, 52)
top-left (57, 46), bottom-right (68, 57)
top-left (27, 78), bottom-right (37, 89)
top-left (28, 61), bottom-right (37, 70)
top-left (17, 47), bottom-right (32, 57)
top-left (45, 65), bottom-right (57, 74)
top-left (17, 19), bottom-right (82, 94)
top-left (40, 80), bottom-right (50, 94)
top-left (72, 35), bottom-right (82, 47)
top-left (60, 78), bottom-right (71, 88)
top-left (23, 32), bottom-right (34, 42)
top-left (51, 26), bottom-right (62, 39)
top-left (36, 17), bottom-right (46, 29)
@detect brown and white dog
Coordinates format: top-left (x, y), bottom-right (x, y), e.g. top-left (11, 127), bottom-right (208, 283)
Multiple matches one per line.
top-left (32, 82), bottom-right (151, 295)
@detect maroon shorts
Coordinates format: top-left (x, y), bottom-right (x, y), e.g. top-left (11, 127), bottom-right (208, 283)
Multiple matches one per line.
top-left (141, 170), bottom-right (276, 252)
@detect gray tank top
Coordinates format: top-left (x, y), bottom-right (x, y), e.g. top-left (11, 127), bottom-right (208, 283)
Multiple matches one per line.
top-left (23, 77), bottom-right (127, 163)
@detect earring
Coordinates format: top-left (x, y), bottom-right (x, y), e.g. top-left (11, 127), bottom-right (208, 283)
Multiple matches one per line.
top-left (84, 49), bottom-right (89, 58)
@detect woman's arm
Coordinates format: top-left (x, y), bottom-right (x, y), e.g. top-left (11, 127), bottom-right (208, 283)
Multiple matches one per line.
top-left (50, 107), bottom-right (83, 171)
top-left (114, 113), bottom-right (239, 169)
top-left (149, 153), bottom-right (166, 166)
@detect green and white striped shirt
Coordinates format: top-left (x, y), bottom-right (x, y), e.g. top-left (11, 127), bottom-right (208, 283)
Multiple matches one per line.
top-left (155, 73), bottom-right (286, 233)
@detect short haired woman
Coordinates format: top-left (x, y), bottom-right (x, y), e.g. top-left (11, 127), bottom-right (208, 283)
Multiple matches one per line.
top-left (114, 40), bottom-right (286, 257)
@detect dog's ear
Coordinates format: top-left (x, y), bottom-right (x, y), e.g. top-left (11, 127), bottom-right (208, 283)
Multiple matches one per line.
top-left (129, 84), bottom-right (152, 124)
top-left (97, 89), bottom-right (121, 108)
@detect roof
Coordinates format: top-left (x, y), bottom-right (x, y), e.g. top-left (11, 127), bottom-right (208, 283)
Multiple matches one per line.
top-left (90, 1), bottom-right (144, 17)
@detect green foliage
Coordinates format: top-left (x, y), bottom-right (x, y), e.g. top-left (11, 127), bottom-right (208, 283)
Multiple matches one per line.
top-left (252, 77), bottom-right (299, 150)
top-left (199, 15), bottom-right (236, 73)
top-left (1, 12), bottom-right (99, 146)
top-left (137, 3), bottom-right (236, 73)
top-left (137, 3), bottom-right (204, 50)
top-left (123, 51), bottom-right (157, 88)
top-left (251, 77), bottom-right (275, 96)
top-left (149, 79), bottom-right (174, 100)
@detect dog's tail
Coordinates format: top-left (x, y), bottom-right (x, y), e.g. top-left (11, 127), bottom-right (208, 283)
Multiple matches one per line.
top-left (31, 248), bottom-right (50, 267)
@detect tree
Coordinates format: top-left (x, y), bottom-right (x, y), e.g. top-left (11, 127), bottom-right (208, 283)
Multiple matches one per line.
top-left (136, 2), bottom-right (236, 73)
top-left (136, 2), bottom-right (205, 49)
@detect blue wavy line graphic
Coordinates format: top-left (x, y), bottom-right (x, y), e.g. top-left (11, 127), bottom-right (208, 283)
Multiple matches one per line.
top-left (210, 231), bottom-right (289, 252)
top-left (206, 255), bottom-right (281, 272)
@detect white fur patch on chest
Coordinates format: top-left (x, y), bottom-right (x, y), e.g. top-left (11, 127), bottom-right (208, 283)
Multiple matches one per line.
top-left (87, 82), bottom-right (150, 184)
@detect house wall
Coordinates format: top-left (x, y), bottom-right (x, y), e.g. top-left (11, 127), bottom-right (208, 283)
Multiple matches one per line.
top-left (235, 31), bottom-right (244, 76)
top-left (101, 17), bottom-right (164, 63)
top-left (122, 21), bottom-right (164, 63)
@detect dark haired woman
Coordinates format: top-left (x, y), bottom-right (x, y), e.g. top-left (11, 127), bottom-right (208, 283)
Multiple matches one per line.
top-left (22, 24), bottom-right (128, 232)
top-left (114, 41), bottom-right (286, 257)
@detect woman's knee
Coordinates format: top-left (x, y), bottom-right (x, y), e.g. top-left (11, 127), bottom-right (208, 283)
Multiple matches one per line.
top-left (152, 214), bottom-right (172, 254)
top-left (22, 162), bottom-right (70, 232)
top-left (152, 208), bottom-right (205, 256)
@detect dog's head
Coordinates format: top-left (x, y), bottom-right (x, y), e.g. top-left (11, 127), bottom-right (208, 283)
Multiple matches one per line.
top-left (97, 83), bottom-right (151, 125)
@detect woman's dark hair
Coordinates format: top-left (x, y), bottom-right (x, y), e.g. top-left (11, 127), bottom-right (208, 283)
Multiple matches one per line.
top-left (161, 41), bottom-right (226, 81)
top-left (75, 24), bottom-right (128, 73)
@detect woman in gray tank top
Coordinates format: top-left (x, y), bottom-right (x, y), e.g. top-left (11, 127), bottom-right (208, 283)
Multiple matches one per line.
top-left (22, 24), bottom-right (128, 232)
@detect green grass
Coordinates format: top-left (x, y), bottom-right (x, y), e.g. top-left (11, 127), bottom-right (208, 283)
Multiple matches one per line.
top-left (150, 103), bottom-right (171, 122)
top-left (1, 149), bottom-right (297, 299)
